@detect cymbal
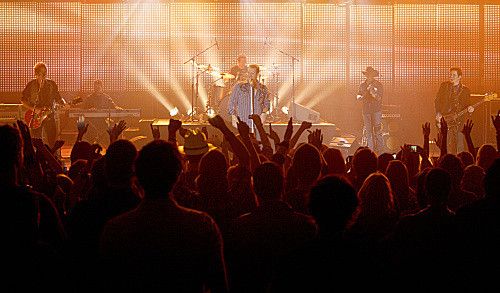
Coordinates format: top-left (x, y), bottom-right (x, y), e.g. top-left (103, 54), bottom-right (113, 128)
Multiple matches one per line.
top-left (197, 63), bottom-right (220, 73)
top-left (210, 71), bottom-right (235, 80)
top-left (220, 72), bottom-right (235, 79)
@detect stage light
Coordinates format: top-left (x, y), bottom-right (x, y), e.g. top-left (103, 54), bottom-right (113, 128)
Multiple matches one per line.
top-left (170, 107), bottom-right (179, 117)
top-left (207, 107), bottom-right (216, 118)
top-left (281, 106), bottom-right (289, 115)
top-left (187, 108), bottom-right (196, 117)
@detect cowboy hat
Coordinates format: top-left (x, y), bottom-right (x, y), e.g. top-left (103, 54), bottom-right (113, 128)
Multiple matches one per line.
top-left (362, 66), bottom-right (379, 77)
top-left (178, 129), bottom-right (216, 156)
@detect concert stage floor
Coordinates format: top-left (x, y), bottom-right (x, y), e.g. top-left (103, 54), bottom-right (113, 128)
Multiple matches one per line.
top-left (57, 118), bottom-right (339, 168)
top-left (152, 118), bottom-right (339, 147)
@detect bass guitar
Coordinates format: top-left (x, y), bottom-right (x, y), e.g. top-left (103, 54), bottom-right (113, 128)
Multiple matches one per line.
top-left (25, 96), bottom-right (82, 129)
top-left (436, 92), bottom-right (498, 128)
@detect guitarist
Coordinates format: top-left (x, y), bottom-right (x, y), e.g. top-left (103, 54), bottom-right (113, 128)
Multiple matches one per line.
top-left (435, 67), bottom-right (473, 154)
top-left (21, 62), bottom-right (66, 148)
top-left (357, 66), bottom-right (384, 153)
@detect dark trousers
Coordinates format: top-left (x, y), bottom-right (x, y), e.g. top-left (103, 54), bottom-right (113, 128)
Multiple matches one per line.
top-left (363, 111), bottom-right (384, 153)
top-left (31, 114), bottom-right (58, 148)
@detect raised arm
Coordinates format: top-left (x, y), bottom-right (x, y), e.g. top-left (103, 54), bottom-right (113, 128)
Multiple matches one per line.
top-left (168, 118), bottom-right (182, 144)
top-left (32, 138), bottom-right (64, 175)
top-left (492, 110), bottom-right (500, 152)
top-left (249, 114), bottom-right (273, 158)
top-left (16, 120), bottom-right (44, 190)
top-left (237, 117), bottom-right (261, 171)
top-left (208, 115), bottom-right (250, 168)
top-left (107, 120), bottom-right (127, 146)
top-left (460, 119), bottom-right (476, 158)
top-left (290, 121), bottom-right (312, 150)
top-left (434, 117), bottom-right (448, 158)
top-left (422, 122), bottom-right (430, 158)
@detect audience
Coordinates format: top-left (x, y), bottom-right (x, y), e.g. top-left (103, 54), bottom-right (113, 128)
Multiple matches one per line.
top-left (100, 141), bottom-right (228, 292)
top-left (4, 113), bottom-right (499, 292)
top-left (226, 162), bottom-right (317, 292)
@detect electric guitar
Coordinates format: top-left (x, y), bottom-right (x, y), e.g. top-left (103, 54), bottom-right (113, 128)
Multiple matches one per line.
top-left (436, 92), bottom-right (498, 128)
top-left (24, 96), bottom-right (82, 129)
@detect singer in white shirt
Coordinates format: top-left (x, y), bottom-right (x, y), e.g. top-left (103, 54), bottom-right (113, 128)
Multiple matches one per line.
top-left (228, 64), bottom-right (270, 131)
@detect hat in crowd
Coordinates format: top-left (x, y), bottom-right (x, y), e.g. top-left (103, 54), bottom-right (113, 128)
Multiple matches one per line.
top-left (178, 129), bottom-right (216, 156)
top-left (362, 66), bottom-right (379, 77)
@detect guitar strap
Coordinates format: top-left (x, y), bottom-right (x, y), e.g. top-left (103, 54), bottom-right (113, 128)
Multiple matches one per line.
top-left (449, 83), bottom-right (463, 113)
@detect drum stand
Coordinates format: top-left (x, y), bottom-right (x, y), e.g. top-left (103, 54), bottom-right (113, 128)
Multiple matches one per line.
top-left (264, 39), bottom-right (299, 119)
top-left (184, 41), bottom-right (218, 122)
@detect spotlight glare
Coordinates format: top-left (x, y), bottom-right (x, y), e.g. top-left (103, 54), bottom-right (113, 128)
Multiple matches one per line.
top-left (169, 107), bottom-right (179, 117)
top-left (207, 107), bottom-right (216, 118)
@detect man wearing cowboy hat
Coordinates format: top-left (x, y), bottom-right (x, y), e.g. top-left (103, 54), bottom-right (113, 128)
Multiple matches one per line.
top-left (357, 66), bottom-right (384, 153)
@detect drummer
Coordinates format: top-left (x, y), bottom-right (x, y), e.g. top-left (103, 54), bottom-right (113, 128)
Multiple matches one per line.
top-left (229, 54), bottom-right (249, 82)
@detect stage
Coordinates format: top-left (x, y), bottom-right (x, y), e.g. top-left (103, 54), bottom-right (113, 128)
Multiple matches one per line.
top-left (151, 118), bottom-right (339, 148)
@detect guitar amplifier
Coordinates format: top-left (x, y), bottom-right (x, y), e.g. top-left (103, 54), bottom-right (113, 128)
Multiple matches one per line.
top-left (0, 104), bottom-right (23, 124)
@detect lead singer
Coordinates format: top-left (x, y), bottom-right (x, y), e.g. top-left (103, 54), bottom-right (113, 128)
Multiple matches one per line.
top-left (228, 64), bottom-right (270, 131)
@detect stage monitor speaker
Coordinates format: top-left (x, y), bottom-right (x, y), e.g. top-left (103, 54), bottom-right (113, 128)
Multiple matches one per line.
top-left (290, 102), bottom-right (320, 123)
top-left (330, 134), bottom-right (358, 157)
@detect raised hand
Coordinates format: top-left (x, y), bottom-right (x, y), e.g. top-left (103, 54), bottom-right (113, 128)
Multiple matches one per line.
top-left (434, 132), bottom-right (445, 152)
top-left (300, 121), bottom-right (313, 131)
top-left (461, 119), bottom-right (474, 137)
top-left (107, 120), bottom-right (127, 144)
top-left (422, 122), bottom-right (431, 137)
top-left (236, 116), bottom-right (250, 139)
top-left (90, 143), bottom-right (103, 159)
top-left (32, 137), bottom-right (45, 150)
top-left (150, 124), bottom-right (161, 140)
top-left (208, 115), bottom-right (228, 131)
top-left (283, 117), bottom-right (293, 142)
top-left (249, 114), bottom-right (263, 127)
top-left (76, 122), bottom-right (89, 142)
top-left (492, 110), bottom-right (500, 132)
top-left (307, 129), bottom-right (323, 149)
top-left (267, 123), bottom-right (280, 143)
top-left (52, 140), bottom-right (65, 153)
top-left (168, 118), bottom-right (182, 135)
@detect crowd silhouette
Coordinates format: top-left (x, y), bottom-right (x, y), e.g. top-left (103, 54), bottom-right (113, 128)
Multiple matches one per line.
top-left (2, 111), bottom-right (500, 292)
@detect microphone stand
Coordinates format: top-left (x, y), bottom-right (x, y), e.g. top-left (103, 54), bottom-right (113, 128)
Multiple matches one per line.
top-left (264, 40), bottom-right (299, 119)
top-left (183, 41), bottom-right (218, 121)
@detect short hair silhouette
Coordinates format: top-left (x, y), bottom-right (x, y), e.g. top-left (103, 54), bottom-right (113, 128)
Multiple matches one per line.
top-left (457, 151), bottom-right (474, 167)
top-left (309, 175), bottom-right (358, 230)
top-left (253, 162), bottom-right (284, 201)
top-left (292, 143), bottom-right (322, 183)
top-left (477, 144), bottom-right (498, 171)
top-left (135, 140), bottom-right (182, 197)
top-left (105, 139), bottom-right (137, 183)
top-left (0, 125), bottom-right (23, 172)
top-left (484, 158), bottom-right (500, 197)
top-left (425, 168), bottom-right (451, 205)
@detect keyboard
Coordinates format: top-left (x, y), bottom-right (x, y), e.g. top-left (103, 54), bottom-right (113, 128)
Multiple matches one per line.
top-left (68, 108), bottom-right (141, 118)
top-left (382, 113), bottom-right (401, 119)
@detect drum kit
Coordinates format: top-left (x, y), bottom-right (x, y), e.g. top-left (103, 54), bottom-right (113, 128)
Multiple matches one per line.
top-left (193, 62), bottom-right (279, 122)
